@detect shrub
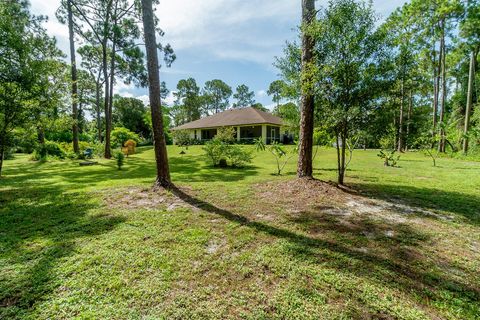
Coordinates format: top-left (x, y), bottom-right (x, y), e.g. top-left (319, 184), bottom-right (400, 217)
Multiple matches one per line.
top-left (377, 150), bottom-right (400, 167)
top-left (227, 145), bottom-right (253, 167)
top-left (122, 139), bottom-right (137, 156)
top-left (33, 141), bottom-right (66, 160)
top-left (215, 127), bottom-right (236, 144)
top-left (173, 130), bottom-right (191, 147)
top-left (111, 127), bottom-right (140, 148)
top-left (203, 139), bottom-right (228, 166)
top-left (203, 137), bottom-right (252, 168)
top-left (12, 128), bottom-right (37, 153)
top-left (115, 151), bottom-right (125, 170)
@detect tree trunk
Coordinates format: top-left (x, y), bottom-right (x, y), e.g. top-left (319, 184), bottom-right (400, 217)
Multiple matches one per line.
top-left (406, 88), bottom-right (413, 151)
top-left (0, 143), bottom-right (4, 178)
top-left (463, 50), bottom-right (476, 154)
top-left (37, 127), bottom-right (45, 145)
top-left (95, 80), bottom-right (102, 142)
top-left (438, 21), bottom-right (447, 152)
top-left (102, 42), bottom-right (111, 158)
top-left (141, 0), bottom-right (171, 187)
top-left (108, 3), bottom-right (118, 148)
top-left (398, 78), bottom-right (405, 152)
top-left (337, 126), bottom-right (347, 185)
top-left (297, 0), bottom-right (315, 179)
top-left (432, 39), bottom-right (439, 136)
top-left (108, 43), bottom-right (116, 146)
top-left (67, 0), bottom-right (80, 153)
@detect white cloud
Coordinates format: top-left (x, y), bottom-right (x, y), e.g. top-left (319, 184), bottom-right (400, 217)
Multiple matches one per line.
top-left (136, 95), bottom-right (150, 105)
top-left (257, 90), bottom-right (267, 98)
top-left (164, 91), bottom-right (176, 106)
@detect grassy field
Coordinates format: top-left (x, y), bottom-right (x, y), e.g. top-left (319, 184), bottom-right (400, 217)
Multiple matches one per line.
top-left (1, 146), bottom-right (479, 319)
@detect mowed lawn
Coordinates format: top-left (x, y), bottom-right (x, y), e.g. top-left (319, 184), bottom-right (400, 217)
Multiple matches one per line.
top-left (1, 146), bottom-right (479, 319)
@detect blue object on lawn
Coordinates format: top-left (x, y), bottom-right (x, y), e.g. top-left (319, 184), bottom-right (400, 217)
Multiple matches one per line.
top-left (84, 148), bottom-right (93, 159)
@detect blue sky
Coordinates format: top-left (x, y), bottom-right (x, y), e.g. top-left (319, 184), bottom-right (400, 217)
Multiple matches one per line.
top-left (30, 0), bottom-right (407, 109)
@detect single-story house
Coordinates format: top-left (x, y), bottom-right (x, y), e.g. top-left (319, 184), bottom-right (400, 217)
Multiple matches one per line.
top-left (172, 107), bottom-right (288, 144)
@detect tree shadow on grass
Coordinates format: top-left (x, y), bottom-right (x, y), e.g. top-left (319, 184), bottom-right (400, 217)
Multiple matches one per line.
top-left (0, 185), bottom-right (125, 318)
top-left (349, 182), bottom-right (480, 226)
top-left (1, 154), bottom-right (259, 190)
top-left (170, 185), bottom-right (479, 318)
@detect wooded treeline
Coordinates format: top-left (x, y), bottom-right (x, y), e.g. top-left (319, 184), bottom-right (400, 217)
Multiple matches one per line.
top-left (276, 0), bottom-right (480, 184)
top-left (1, 0), bottom-right (479, 185)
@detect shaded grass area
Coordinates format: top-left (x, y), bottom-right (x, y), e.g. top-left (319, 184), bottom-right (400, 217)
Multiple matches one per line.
top-left (0, 146), bottom-right (479, 319)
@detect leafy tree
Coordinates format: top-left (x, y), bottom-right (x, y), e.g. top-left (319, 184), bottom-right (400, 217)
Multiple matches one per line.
top-left (312, 0), bottom-right (388, 184)
top-left (111, 127), bottom-right (139, 147)
top-left (174, 78), bottom-right (202, 124)
top-left (267, 80), bottom-right (286, 107)
top-left (255, 139), bottom-right (297, 175)
top-left (113, 96), bottom-right (150, 138)
top-left (203, 79), bottom-right (232, 114)
top-left (0, 1), bottom-right (61, 176)
top-left (273, 102), bottom-right (300, 136)
top-left (233, 84), bottom-right (255, 108)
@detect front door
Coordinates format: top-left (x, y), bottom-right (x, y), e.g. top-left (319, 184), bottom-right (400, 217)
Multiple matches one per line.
top-left (271, 128), bottom-right (276, 143)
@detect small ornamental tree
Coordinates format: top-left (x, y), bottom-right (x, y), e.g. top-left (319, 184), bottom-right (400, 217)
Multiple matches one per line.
top-left (255, 139), bottom-right (297, 175)
top-left (416, 134), bottom-right (439, 167)
top-left (377, 150), bottom-right (400, 167)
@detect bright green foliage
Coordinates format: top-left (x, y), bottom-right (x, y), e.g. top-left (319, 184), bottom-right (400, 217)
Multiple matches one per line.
top-left (203, 138), bottom-right (252, 168)
top-left (214, 127), bottom-right (236, 144)
top-left (113, 96), bottom-right (151, 139)
top-left (273, 102), bottom-right (300, 136)
top-left (255, 139), bottom-right (297, 175)
top-left (172, 130), bottom-right (192, 147)
top-left (111, 127), bottom-right (140, 148)
top-left (114, 151), bottom-right (125, 170)
top-left (377, 150), bottom-right (400, 167)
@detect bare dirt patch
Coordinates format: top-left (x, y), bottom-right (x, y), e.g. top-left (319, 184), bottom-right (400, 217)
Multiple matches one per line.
top-left (101, 186), bottom-right (199, 212)
top-left (255, 178), bottom-right (451, 224)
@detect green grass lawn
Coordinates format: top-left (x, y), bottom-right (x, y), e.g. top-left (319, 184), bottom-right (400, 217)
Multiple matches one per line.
top-left (1, 146), bottom-right (479, 319)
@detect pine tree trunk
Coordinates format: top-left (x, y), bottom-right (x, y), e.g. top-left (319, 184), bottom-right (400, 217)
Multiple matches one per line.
top-left (96, 80), bottom-right (102, 142)
top-left (141, 0), bottom-right (171, 187)
top-left (432, 38), bottom-right (439, 136)
top-left (398, 78), bottom-right (405, 152)
top-left (406, 88), bottom-right (413, 151)
top-left (463, 50), bottom-right (476, 154)
top-left (297, 0), bottom-right (315, 179)
top-left (108, 3), bottom-right (118, 148)
top-left (67, 0), bottom-right (80, 153)
top-left (102, 41), bottom-right (111, 158)
top-left (438, 21), bottom-right (447, 152)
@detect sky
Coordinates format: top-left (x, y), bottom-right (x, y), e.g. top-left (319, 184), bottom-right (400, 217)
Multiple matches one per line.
top-left (30, 0), bottom-right (407, 110)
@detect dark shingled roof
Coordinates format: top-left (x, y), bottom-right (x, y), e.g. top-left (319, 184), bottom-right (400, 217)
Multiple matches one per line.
top-left (172, 107), bottom-right (283, 130)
